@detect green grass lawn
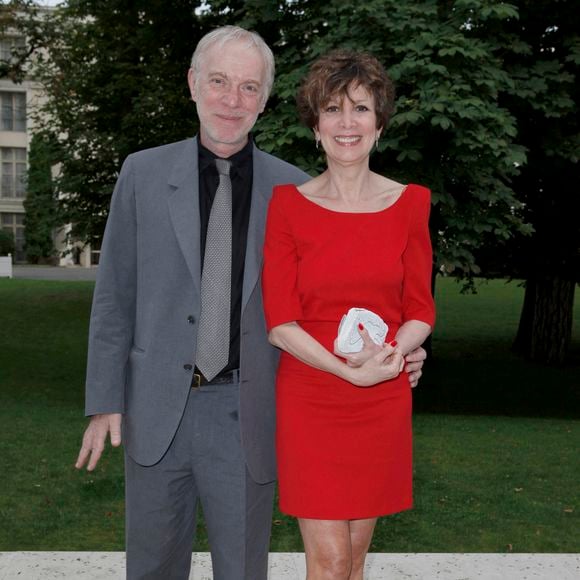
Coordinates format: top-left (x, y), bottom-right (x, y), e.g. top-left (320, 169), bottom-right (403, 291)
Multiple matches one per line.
top-left (0, 277), bottom-right (578, 552)
top-left (416, 278), bottom-right (580, 417)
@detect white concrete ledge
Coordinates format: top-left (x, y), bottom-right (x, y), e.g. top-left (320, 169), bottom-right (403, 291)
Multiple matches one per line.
top-left (1, 552), bottom-right (579, 579)
top-left (0, 256), bottom-right (13, 278)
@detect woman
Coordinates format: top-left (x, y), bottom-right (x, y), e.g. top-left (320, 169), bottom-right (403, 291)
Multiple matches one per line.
top-left (262, 50), bottom-right (435, 579)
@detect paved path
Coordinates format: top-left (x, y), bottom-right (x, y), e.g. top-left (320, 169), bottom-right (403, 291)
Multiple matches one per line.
top-left (1, 552), bottom-right (579, 579)
top-left (13, 265), bottom-right (98, 281)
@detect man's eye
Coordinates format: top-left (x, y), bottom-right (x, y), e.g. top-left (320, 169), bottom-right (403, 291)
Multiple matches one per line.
top-left (243, 84), bottom-right (259, 93)
top-left (210, 78), bottom-right (224, 85)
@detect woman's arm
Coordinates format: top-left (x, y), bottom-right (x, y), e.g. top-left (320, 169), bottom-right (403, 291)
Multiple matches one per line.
top-left (269, 322), bottom-right (403, 388)
top-left (397, 186), bottom-right (435, 357)
top-left (393, 320), bottom-right (432, 356)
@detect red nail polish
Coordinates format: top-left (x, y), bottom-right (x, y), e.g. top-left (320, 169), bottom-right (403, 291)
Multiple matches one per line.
top-left (358, 323), bottom-right (364, 330)
top-left (389, 340), bottom-right (398, 347)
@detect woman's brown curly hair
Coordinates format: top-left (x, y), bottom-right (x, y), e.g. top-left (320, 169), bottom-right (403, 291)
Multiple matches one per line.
top-left (297, 49), bottom-right (395, 131)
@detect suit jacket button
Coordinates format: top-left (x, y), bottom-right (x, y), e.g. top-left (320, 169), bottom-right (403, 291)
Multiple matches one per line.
top-left (187, 315), bottom-right (195, 324)
top-left (183, 364), bottom-right (193, 371)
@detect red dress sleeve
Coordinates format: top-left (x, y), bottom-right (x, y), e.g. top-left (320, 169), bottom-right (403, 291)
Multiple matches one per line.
top-left (401, 186), bottom-right (436, 328)
top-left (262, 185), bottom-right (304, 331)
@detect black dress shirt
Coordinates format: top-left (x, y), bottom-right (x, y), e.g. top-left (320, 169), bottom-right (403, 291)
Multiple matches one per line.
top-left (198, 136), bottom-right (253, 374)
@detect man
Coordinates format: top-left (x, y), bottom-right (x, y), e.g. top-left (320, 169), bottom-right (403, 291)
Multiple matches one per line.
top-left (75, 26), bottom-right (426, 580)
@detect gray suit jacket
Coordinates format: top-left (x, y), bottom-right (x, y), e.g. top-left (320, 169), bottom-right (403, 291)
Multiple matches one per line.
top-left (84, 137), bottom-right (309, 483)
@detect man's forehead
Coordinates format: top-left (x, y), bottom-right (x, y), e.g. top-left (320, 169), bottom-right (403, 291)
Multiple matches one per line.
top-left (204, 66), bottom-right (263, 83)
top-left (202, 41), bottom-right (265, 74)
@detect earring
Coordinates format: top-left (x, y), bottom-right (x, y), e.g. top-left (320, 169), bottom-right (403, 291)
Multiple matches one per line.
top-left (315, 137), bottom-right (320, 150)
top-left (375, 134), bottom-right (380, 149)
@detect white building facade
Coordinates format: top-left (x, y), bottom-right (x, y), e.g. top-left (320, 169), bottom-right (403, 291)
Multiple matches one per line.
top-left (0, 35), bottom-right (31, 263)
top-left (0, 31), bottom-right (93, 266)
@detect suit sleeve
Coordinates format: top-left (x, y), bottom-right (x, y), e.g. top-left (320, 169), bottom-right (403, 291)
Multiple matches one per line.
top-left (401, 186), bottom-right (436, 327)
top-left (262, 187), bottom-right (304, 331)
top-left (84, 155), bottom-right (137, 416)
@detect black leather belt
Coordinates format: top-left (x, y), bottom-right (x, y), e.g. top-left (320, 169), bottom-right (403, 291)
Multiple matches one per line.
top-left (192, 368), bottom-right (239, 388)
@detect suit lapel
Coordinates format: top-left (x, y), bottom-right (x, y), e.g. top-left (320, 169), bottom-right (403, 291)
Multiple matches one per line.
top-left (166, 140), bottom-right (272, 310)
top-left (242, 146), bottom-right (271, 313)
top-left (167, 139), bottom-right (201, 292)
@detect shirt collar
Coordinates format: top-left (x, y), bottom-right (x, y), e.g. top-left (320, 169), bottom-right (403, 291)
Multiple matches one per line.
top-left (197, 135), bottom-right (253, 175)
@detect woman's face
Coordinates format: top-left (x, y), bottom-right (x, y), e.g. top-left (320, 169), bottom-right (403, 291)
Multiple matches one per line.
top-left (315, 83), bottom-right (380, 166)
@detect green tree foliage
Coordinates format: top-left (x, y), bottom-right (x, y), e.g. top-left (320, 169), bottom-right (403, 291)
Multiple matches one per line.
top-left (235, 0), bottom-right (531, 280)
top-left (0, 0), bottom-right (46, 82)
top-left (30, 0), bottom-right (218, 242)
top-left (23, 132), bottom-right (59, 263)
top-left (498, 0), bottom-right (579, 365)
top-left (234, 0), bottom-right (577, 364)
top-left (29, 0), bottom-right (530, 274)
top-left (0, 229), bottom-right (15, 255)
top-left (19, 0), bottom-right (577, 363)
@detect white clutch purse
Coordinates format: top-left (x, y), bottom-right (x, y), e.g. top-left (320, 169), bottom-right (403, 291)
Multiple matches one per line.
top-left (337, 308), bottom-right (388, 353)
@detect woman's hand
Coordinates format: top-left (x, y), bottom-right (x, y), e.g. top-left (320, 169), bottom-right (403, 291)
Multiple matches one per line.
top-left (345, 342), bottom-right (404, 387)
top-left (334, 324), bottom-right (383, 367)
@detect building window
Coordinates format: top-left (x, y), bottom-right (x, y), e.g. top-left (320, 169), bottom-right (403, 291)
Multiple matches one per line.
top-left (1, 92), bottom-right (26, 132)
top-left (90, 239), bottom-right (102, 266)
top-left (0, 37), bottom-right (26, 63)
top-left (0, 147), bottom-right (27, 198)
top-left (1, 212), bottom-right (25, 262)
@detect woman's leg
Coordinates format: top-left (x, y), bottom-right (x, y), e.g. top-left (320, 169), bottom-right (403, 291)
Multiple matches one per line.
top-left (348, 518), bottom-right (377, 580)
top-left (298, 518), bottom-right (353, 580)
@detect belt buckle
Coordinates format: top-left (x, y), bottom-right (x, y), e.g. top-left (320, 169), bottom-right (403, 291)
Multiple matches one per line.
top-left (192, 373), bottom-right (202, 389)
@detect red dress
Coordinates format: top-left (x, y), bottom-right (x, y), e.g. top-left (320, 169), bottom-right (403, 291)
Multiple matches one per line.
top-left (262, 183), bottom-right (435, 519)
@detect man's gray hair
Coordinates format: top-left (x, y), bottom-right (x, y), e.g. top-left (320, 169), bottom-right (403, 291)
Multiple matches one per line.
top-left (191, 26), bottom-right (275, 107)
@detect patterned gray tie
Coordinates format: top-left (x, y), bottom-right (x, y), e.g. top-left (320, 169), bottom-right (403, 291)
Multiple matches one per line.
top-left (195, 158), bottom-right (232, 381)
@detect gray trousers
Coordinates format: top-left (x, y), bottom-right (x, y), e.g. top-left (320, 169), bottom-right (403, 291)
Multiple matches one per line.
top-left (125, 382), bottom-right (276, 580)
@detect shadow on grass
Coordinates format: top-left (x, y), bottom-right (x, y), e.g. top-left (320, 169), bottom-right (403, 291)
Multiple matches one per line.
top-left (415, 355), bottom-right (580, 419)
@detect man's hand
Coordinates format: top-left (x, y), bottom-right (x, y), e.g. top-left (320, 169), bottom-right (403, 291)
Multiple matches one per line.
top-left (75, 413), bottom-right (122, 471)
top-left (405, 346), bottom-right (427, 388)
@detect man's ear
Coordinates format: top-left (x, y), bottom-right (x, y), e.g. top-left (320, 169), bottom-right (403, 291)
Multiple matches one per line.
top-left (258, 91), bottom-right (268, 114)
top-left (187, 68), bottom-right (197, 102)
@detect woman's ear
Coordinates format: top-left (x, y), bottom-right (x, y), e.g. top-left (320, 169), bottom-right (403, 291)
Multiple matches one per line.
top-left (314, 127), bottom-right (321, 150)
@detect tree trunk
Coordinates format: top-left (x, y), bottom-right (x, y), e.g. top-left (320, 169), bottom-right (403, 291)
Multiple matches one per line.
top-left (513, 275), bottom-right (575, 365)
top-left (513, 278), bottom-right (535, 354)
